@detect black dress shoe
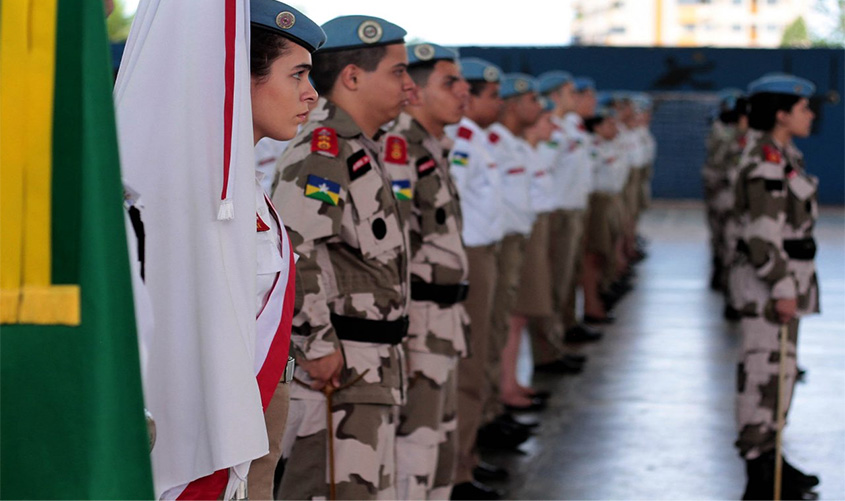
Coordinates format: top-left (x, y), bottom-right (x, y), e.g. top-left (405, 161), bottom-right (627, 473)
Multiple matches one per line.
top-left (476, 420), bottom-right (529, 450)
top-left (496, 412), bottom-right (540, 429)
top-left (451, 480), bottom-right (502, 500)
top-left (534, 358), bottom-right (584, 374)
top-left (564, 352), bottom-right (589, 364)
top-left (583, 313), bottom-right (615, 325)
top-left (504, 397), bottom-right (546, 413)
top-left (473, 461), bottom-right (509, 482)
top-left (565, 325), bottom-right (603, 343)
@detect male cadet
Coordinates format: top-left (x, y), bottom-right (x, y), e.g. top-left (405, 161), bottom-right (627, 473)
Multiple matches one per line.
top-left (531, 71), bottom-right (598, 376)
top-left (484, 74), bottom-right (541, 418)
top-left (445, 58), bottom-right (508, 500)
top-left (270, 15), bottom-right (415, 500)
top-left (381, 42), bottom-right (470, 500)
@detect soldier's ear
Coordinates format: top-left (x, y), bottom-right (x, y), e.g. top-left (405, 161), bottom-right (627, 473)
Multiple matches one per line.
top-left (339, 64), bottom-right (360, 91)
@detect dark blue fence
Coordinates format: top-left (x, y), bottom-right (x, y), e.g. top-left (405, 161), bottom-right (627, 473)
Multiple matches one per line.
top-left (457, 46), bottom-right (845, 205)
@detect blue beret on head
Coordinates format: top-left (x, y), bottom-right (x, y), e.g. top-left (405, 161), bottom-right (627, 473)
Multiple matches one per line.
top-left (407, 43), bottom-right (458, 66)
top-left (573, 76), bottom-right (595, 92)
top-left (319, 15), bottom-right (406, 52)
top-left (631, 93), bottom-right (653, 112)
top-left (500, 73), bottom-right (538, 99)
top-left (718, 87), bottom-right (743, 109)
top-left (747, 73), bottom-right (815, 98)
top-left (537, 71), bottom-right (573, 95)
top-left (459, 57), bottom-right (502, 83)
top-left (251, 0), bottom-right (326, 53)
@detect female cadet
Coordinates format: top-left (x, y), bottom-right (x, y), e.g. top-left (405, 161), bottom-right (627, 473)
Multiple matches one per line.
top-left (246, 2), bottom-right (324, 498)
top-left (732, 73), bottom-right (821, 500)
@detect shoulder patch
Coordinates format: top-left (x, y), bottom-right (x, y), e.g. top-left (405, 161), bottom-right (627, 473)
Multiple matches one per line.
top-left (311, 127), bottom-right (339, 157)
top-left (488, 132), bottom-right (500, 144)
top-left (347, 149), bottom-right (373, 181)
top-left (256, 213), bottom-right (271, 232)
top-left (385, 135), bottom-right (408, 164)
top-left (391, 179), bottom-right (413, 200)
top-left (416, 156), bottom-right (437, 177)
top-left (304, 174), bottom-right (341, 206)
top-left (762, 144), bottom-right (782, 164)
top-left (457, 126), bottom-right (473, 140)
top-left (451, 151), bottom-right (469, 166)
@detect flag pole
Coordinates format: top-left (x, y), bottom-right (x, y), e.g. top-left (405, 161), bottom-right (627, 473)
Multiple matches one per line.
top-left (773, 322), bottom-right (788, 501)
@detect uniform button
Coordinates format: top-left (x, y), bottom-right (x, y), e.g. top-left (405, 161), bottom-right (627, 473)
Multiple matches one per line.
top-left (372, 218), bottom-right (387, 240)
top-left (435, 208), bottom-right (447, 225)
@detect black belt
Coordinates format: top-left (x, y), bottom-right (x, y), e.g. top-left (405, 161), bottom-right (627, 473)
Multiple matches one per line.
top-left (331, 313), bottom-right (409, 345)
top-left (736, 238), bottom-right (815, 260)
top-left (411, 281), bottom-right (469, 305)
top-left (783, 238), bottom-right (816, 260)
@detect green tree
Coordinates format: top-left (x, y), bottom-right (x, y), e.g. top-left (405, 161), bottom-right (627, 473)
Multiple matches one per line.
top-left (781, 16), bottom-right (811, 47)
top-left (106, 0), bottom-right (134, 42)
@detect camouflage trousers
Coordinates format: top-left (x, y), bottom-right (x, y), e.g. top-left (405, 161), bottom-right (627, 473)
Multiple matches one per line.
top-left (736, 316), bottom-right (799, 460)
top-left (278, 398), bottom-right (398, 499)
top-left (396, 352), bottom-right (458, 500)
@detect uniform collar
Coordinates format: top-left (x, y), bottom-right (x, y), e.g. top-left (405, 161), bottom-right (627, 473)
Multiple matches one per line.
top-left (309, 98), bottom-right (365, 139)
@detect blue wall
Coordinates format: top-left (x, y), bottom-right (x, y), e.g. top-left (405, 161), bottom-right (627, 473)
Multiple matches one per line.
top-left (458, 46), bottom-right (845, 205)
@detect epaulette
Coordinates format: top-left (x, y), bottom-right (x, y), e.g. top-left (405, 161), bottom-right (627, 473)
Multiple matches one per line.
top-left (256, 213), bottom-right (271, 232)
top-left (384, 135), bottom-right (408, 164)
top-left (457, 126), bottom-right (473, 140)
top-left (311, 127), bottom-right (339, 157)
top-left (762, 144), bottom-right (782, 164)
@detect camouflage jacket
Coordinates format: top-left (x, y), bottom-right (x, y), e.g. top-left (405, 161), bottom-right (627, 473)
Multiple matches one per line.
top-left (702, 121), bottom-right (736, 196)
top-left (271, 98), bottom-right (410, 405)
top-left (383, 113), bottom-right (469, 357)
top-left (732, 133), bottom-right (819, 317)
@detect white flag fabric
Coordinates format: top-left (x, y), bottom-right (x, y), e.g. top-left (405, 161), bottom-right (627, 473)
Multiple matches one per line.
top-left (114, 1), bottom-right (267, 498)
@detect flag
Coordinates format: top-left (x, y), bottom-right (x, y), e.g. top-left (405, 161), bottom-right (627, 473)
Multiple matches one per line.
top-left (113, 1), bottom-right (269, 499)
top-left (0, 0), bottom-right (154, 498)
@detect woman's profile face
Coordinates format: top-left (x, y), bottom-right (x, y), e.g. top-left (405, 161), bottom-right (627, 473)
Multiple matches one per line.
top-left (779, 97), bottom-right (814, 139)
top-left (251, 42), bottom-right (317, 142)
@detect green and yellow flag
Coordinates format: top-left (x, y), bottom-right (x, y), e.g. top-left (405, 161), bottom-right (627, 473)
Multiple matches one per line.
top-left (0, 0), bottom-right (154, 498)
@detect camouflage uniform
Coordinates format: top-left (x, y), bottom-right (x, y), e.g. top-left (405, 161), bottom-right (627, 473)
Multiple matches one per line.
top-left (702, 120), bottom-right (737, 288)
top-left (271, 98), bottom-right (410, 500)
top-left (383, 113), bottom-right (469, 500)
top-left (731, 134), bottom-right (819, 460)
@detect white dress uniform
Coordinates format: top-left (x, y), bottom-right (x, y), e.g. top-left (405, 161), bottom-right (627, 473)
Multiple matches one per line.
top-left (487, 122), bottom-right (535, 237)
top-left (557, 112), bottom-right (594, 209)
top-left (446, 117), bottom-right (503, 247)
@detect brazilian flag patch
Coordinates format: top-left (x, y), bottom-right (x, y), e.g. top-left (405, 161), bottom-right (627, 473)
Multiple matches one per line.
top-left (392, 179), bottom-right (413, 201)
top-left (304, 174), bottom-right (341, 206)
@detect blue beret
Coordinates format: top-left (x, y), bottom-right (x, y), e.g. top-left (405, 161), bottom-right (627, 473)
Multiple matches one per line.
top-left (596, 91), bottom-right (615, 108)
top-left (319, 15), bottom-right (406, 52)
top-left (251, 0), bottom-right (326, 53)
top-left (631, 93), bottom-right (653, 112)
top-left (500, 73), bottom-right (538, 99)
top-left (406, 43), bottom-right (458, 66)
top-left (573, 76), bottom-right (595, 92)
top-left (718, 88), bottom-right (743, 109)
top-left (537, 71), bottom-right (573, 95)
top-left (459, 57), bottom-right (502, 83)
top-left (538, 96), bottom-right (555, 112)
top-left (747, 73), bottom-right (815, 98)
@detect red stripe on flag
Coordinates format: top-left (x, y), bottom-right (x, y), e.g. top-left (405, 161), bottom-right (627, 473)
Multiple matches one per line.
top-left (220, 0), bottom-right (236, 200)
top-left (177, 469), bottom-right (228, 500)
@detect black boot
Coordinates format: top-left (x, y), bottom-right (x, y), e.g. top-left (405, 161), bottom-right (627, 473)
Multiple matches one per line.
top-left (782, 455), bottom-right (820, 489)
top-left (742, 452), bottom-right (819, 500)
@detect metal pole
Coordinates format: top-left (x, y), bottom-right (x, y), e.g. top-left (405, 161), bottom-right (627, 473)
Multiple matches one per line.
top-left (773, 322), bottom-right (788, 501)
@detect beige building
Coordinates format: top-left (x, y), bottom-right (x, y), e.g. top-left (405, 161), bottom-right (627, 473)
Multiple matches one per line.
top-left (571, 0), bottom-right (810, 47)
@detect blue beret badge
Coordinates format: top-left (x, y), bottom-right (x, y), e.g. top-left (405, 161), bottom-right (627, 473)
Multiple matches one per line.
top-left (413, 43), bottom-right (435, 61)
top-left (275, 11), bottom-right (295, 30)
top-left (358, 20), bottom-right (383, 44)
top-left (483, 66), bottom-right (499, 82)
